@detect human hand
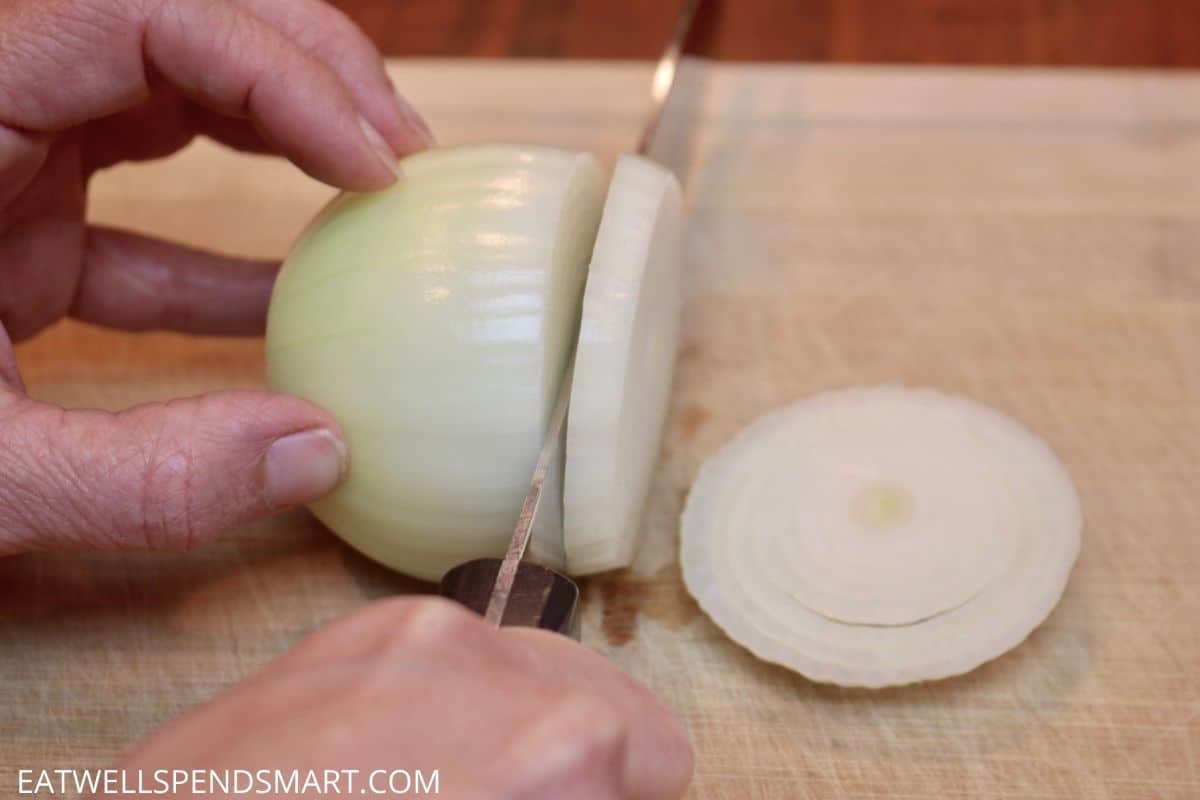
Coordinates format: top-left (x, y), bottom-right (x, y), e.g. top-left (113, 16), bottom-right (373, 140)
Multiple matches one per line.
top-left (114, 597), bottom-right (694, 799)
top-left (0, 0), bottom-right (432, 555)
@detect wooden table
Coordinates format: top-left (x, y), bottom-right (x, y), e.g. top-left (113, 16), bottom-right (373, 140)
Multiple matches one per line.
top-left (329, 0), bottom-right (1200, 67)
top-left (4, 60), bottom-right (1199, 798)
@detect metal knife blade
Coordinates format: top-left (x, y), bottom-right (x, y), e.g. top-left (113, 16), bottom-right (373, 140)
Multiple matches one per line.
top-left (637, 0), bottom-right (704, 157)
top-left (482, 357), bottom-right (573, 626)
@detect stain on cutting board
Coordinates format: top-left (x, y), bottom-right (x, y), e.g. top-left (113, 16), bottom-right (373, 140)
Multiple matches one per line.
top-left (590, 564), bottom-right (701, 646)
top-left (677, 402), bottom-right (712, 442)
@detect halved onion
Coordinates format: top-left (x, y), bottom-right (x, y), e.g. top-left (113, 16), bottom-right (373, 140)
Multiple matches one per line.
top-left (564, 155), bottom-right (684, 574)
top-left (266, 145), bottom-right (681, 582)
top-left (266, 145), bottom-right (605, 581)
top-left (681, 386), bottom-right (1082, 688)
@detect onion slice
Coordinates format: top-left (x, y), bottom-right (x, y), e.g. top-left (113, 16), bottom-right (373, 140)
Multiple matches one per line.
top-left (564, 155), bottom-right (685, 574)
top-left (681, 386), bottom-right (1082, 687)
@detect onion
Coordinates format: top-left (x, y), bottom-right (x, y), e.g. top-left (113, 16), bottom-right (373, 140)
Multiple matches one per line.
top-left (266, 145), bottom-right (605, 581)
top-left (564, 155), bottom-right (684, 574)
top-left (266, 145), bottom-right (681, 582)
top-left (681, 386), bottom-right (1082, 688)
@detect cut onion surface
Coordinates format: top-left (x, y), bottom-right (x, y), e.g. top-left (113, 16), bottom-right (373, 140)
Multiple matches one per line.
top-left (681, 386), bottom-right (1082, 688)
top-left (565, 155), bottom-right (684, 575)
top-left (267, 145), bottom-right (605, 581)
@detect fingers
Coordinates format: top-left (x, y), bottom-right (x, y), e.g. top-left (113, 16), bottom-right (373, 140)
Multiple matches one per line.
top-left (73, 227), bottom-right (280, 335)
top-left (0, 138), bottom-right (87, 343)
top-left (0, 391), bottom-right (348, 555)
top-left (0, 0), bottom-right (428, 192)
top-left (474, 693), bottom-right (631, 799)
top-left (508, 627), bottom-right (696, 800)
top-left (232, 0), bottom-right (432, 149)
top-left (117, 596), bottom-right (692, 799)
top-left (280, 597), bottom-right (695, 800)
top-left (142, 0), bottom-right (400, 191)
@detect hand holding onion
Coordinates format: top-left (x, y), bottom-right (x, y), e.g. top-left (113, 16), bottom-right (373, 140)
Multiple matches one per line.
top-left (0, 0), bottom-right (431, 555)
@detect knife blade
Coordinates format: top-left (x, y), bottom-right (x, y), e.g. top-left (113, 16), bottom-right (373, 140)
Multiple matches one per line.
top-left (482, 357), bottom-right (573, 627)
top-left (439, 0), bottom-right (705, 636)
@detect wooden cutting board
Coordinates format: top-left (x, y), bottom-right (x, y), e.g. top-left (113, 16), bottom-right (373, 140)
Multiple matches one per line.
top-left (3, 60), bottom-right (1198, 799)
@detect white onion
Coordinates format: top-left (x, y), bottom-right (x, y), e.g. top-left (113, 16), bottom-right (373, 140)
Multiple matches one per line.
top-left (681, 386), bottom-right (1082, 688)
top-left (266, 145), bottom-right (605, 581)
top-left (266, 144), bottom-right (682, 582)
top-left (564, 155), bottom-right (684, 574)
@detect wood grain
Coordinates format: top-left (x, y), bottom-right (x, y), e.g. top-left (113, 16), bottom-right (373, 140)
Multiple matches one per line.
top-left (329, 0), bottom-right (1200, 67)
top-left (3, 60), bottom-right (1200, 798)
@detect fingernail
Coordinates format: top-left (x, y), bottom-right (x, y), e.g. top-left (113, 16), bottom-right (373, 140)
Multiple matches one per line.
top-left (264, 429), bottom-right (348, 508)
top-left (358, 115), bottom-right (402, 178)
top-left (396, 94), bottom-right (436, 147)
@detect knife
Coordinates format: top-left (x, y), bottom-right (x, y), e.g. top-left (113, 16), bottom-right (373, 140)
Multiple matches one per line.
top-left (438, 0), bottom-right (705, 637)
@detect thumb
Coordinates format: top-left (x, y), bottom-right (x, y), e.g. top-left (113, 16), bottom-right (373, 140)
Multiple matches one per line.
top-left (0, 391), bottom-right (347, 554)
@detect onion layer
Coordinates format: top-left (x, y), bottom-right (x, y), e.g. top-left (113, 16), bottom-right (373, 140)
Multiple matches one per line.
top-left (681, 386), bottom-right (1082, 688)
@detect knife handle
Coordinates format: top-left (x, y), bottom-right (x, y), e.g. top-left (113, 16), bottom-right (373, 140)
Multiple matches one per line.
top-left (439, 558), bottom-right (580, 640)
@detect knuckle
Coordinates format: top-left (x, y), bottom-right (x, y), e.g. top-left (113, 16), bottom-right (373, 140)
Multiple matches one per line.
top-left (380, 595), bottom-right (486, 652)
top-left (144, 0), bottom-right (184, 42)
top-left (210, 390), bottom-right (282, 433)
top-left (246, 4), bottom-right (380, 91)
top-left (196, 7), bottom-right (256, 79)
top-left (324, 15), bottom-right (379, 72)
top-left (341, 596), bottom-right (493, 660)
top-left (0, 401), bottom-right (225, 553)
top-left (121, 405), bottom-right (204, 550)
top-left (293, 4), bottom-right (368, 56)
top-left (321, 4), bottom-right (362, 38)
top-left (549, 691), bottom-right (627, 746)
top-left (494, 690), bottom-right (628, 794)
top-left (290, 596), bottom-right (480, 666)
top-left (147, 0), bottom-right (266, 101)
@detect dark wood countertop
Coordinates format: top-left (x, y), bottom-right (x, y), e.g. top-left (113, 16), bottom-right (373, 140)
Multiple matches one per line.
top-left (329, 0), bottom-right (1200, 67)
